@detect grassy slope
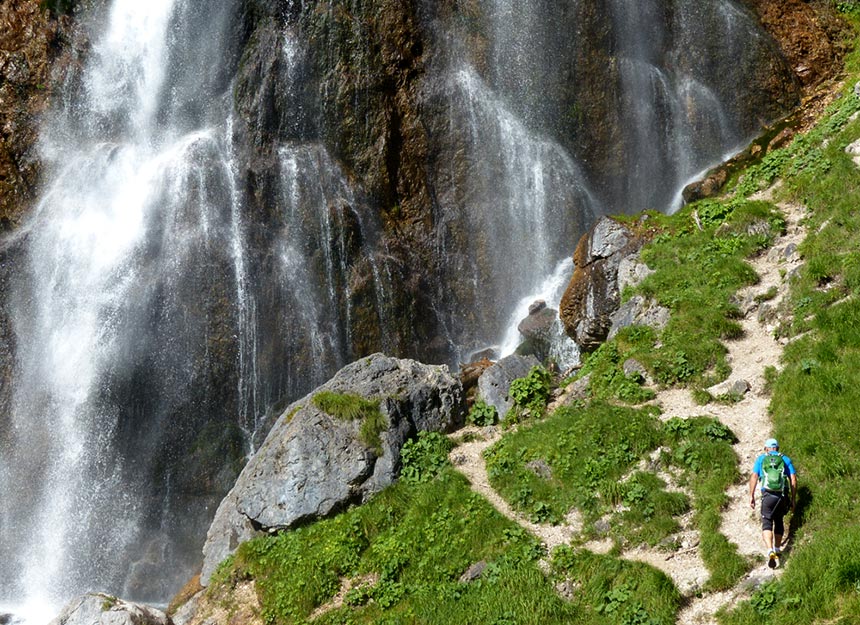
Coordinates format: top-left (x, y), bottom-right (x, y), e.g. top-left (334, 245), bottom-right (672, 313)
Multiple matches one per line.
top-left (720, 16), bottom-right (860, 625)
top-left (199, 13), bottom-right (860, 625)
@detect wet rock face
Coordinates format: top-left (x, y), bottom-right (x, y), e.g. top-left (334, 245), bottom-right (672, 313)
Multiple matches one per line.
top-left (559, 218), bottom-right (646, 352)
top-left (230, 0), bottom-right (445, 365)
top-left (200, 354), bottom-right (465, 585)
top-left (741, 0), bottom-right (850, 89)
top-left (0, 3), bottom-right (81, 230)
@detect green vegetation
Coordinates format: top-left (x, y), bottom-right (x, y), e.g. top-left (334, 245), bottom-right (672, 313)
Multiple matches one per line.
top-left (312, 391), bottom-right (386, 454)
top-left (576, 199), bottom-right (784, 405)
top-left (662, 418), bottom-right (746, 590)
top-left (467, 399), bottom-right (498, 426)
top-left (720, 35), bottom-right (860, 624)
top-left (634, 199), bottom-right (783, 388)
top-left (484, 401), bottom-right (665, 528)
top-left (551, 547), bottom-right (680, 625)
top-left (506, 366), bottom-right (553, 423)
top-left (210, 464), bottom-right (682, 625)
top-left (485, 402), bottom-right (744, 589)
top-left (836, 1), bottom-right (860, 19)
top-left (209, 461), bottom-right (685, 624)
top-left (204, 16), bottom-right (860, 625)
top-left (399, 431), bottom-right (454, 485)
top-left (579, 339), bottom-right (657, 404)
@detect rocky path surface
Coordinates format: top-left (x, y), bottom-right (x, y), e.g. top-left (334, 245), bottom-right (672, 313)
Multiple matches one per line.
top-left (450, 195), bottom-right (807, 624)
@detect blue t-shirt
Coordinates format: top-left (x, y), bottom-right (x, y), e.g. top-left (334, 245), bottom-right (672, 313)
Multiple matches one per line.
top-left (753, 451), bottom-right (796, 492)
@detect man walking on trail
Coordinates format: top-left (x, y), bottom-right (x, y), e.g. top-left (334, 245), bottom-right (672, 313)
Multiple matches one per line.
top-left (749, 438), bottom-right (797, 569)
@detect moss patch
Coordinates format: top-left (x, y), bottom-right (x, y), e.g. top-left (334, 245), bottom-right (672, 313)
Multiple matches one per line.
top-left (313, 391), bottom-right (387, 454)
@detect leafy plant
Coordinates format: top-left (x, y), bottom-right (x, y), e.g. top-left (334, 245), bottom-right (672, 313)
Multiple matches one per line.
top-left (509, 367), bottom-right (552, 412)
top-left (399, 431), bottom-right (454, 484)
top-left (468, 399), bottom-right (498, 426)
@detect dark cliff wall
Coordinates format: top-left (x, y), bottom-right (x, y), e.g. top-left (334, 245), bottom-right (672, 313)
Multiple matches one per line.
top-left (0, 2), bottom-right (73, 230)
top-left (0, 0), bottom-right (851, 602)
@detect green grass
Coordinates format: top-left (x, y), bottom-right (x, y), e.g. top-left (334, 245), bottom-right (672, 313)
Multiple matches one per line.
top-left (210, 467), bottom-right (685, 625)
top-left (312, 390), bottom-right (387, 453)
top-left (484, 401), bottom-right (745, 588)
top-left (662, 417), bottom-right (747, 590)
top-left (484, 401), bottom-right (665, 528)
top-left (632, 199), bottom-right (783, 388)
top-left (551, 546), bottom-right (681, 625)
top-left (209, 464), bottom-right (683, 625)
top-left (202, 17), bottom-right (860, 625)
top-left (719, 23), bottom-right (860, 625)
top-left (577, 199), bottom-right (784, 403)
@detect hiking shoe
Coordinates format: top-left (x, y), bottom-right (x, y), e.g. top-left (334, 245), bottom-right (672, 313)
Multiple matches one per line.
top-left (768, 551), bottom-right (778, 569)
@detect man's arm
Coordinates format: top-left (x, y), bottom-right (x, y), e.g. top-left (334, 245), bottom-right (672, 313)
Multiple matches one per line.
top-left (749, 472), bottom-right (759, 509)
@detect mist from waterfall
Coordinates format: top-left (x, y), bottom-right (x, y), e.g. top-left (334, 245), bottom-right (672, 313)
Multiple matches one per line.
top-left (0, 0), bottom-right (246, 611)
top-left (0, 0), bottom-right (797, 619)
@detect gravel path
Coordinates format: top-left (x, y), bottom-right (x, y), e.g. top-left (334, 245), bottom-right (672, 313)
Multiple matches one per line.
top-left (450, 195), bottom-right (807, 624)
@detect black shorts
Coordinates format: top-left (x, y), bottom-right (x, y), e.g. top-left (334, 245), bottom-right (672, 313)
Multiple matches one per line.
top-left (760, 491), bottom-right (789, 533)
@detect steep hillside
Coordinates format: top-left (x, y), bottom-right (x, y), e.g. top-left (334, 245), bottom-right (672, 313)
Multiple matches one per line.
top-left (165, 11), bottom-right (860, 625)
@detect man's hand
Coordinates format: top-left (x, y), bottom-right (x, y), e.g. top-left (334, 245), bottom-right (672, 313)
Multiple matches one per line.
top-left (750, 495), bottom-right (756, 509)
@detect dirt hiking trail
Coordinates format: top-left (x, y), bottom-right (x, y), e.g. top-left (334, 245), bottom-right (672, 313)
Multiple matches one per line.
top-left (450, 195), bottom-right (807, 624)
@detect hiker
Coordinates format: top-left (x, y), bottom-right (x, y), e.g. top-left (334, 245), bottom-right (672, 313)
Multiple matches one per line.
top-left (749, 438), bottom-right (797, 569)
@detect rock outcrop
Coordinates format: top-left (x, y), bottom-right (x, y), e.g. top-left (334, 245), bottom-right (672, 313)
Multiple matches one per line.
top-left (476, 354), bottom-right (540, 420)
top-left (49, 593), bottom-right (171, 625)
top-left (515, 300), bottom-right (560, 362)
top-left (200, 354), bottom-right (465, 585)
top-left (741, 0), bottom-right (849, 89)
top-left (608, 295), bottom-right (671, 340)
top-left (0, 1), bottom-right (83, 229)
top-left (559, 218), bottom-right (648, 351)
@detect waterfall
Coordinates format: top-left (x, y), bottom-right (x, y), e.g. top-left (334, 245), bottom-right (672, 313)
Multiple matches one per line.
top-left (0, 0), bottom-right (250, 614)
top-left (430, 0), bottom-right (787, 357)
top-left (0, 0), bottom-right (797, 619)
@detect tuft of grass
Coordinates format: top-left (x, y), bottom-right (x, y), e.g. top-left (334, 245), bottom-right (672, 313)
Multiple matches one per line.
top-left (579, 340), bottom-right (657, 404)
top-left (484, 401), bottom-right (687, 544)
top-left (313, 391), bottom-right (387, 454)
top-left (631, 198), bottom-right (783, 388)
top-left (583, 199), bottom-right (784, 397)
top-left (551, 546), bottom-right (681, 625)
top-left (505, 366), bottom-right (553, 425)
top-left (662, 417), bottom-right (746, 590)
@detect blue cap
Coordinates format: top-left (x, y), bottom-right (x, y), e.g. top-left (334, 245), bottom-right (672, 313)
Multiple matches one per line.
top-left (765, 438), bottom-right (779, 448)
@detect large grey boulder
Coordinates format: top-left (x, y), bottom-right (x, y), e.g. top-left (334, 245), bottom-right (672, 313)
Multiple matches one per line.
top-left (49, 594), bottom-right (170, 625)
top-left (477, 354), bottom-right (540, 420)
top-left (515, 300), bottom-right (560, 362)
top-left (200, 354), bottom-right (464, 585)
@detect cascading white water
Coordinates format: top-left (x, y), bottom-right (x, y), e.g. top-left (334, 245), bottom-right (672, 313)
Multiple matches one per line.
top-left (277, 144), bottom-right (355, 382)
top-left (434, 64), bottom-right (598, 361)
top-left (0, 0), bottom-right (799, 619)
top-left (0, 0), bottom-right (253, 617)
top-left (435, 0), bottom-right (787, 359)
